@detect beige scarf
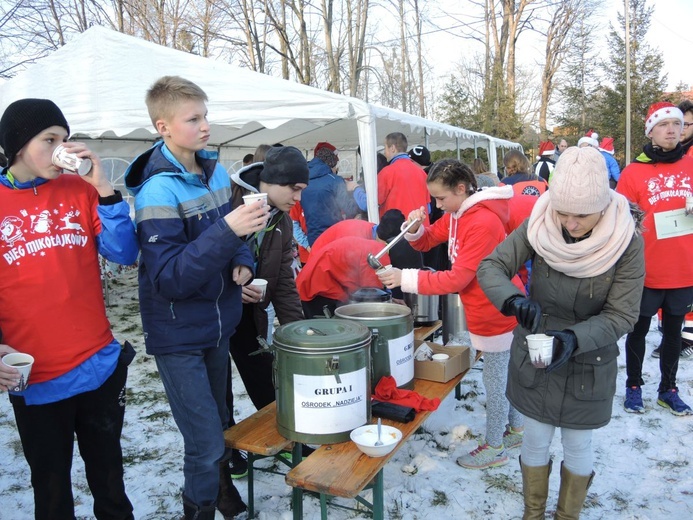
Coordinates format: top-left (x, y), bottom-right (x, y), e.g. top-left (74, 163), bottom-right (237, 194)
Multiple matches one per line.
top-left (526, 191), bottom-right (635, 278)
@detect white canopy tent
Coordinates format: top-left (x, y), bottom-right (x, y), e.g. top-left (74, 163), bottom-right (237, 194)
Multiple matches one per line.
top-left (0, 26), bottom-right (522, 222)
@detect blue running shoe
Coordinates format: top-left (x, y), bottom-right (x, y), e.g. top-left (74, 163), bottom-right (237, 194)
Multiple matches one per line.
top-left (657, 389), bottom-right (693, 416)
top-left (624, 386), bottom-right (645, 414)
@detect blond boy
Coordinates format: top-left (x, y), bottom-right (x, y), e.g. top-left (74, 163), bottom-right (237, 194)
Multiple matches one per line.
top-left (125, 76), bottom-right (268, 519)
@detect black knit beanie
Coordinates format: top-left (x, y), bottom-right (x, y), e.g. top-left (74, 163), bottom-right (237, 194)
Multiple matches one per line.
top-left (260, 146), bottom-right (309, 185)
top-left (377, 209), bottom-right (406, 241)
top-left (0, 99), bottom-right (70, 166)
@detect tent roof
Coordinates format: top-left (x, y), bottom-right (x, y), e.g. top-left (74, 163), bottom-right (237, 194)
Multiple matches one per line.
top-left (0, 26), bottom-right (520, 154)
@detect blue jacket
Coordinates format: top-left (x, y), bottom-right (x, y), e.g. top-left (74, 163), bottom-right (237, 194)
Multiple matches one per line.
top-left (301, 157), bottom-right (358, 245)
top-left (600, 151), bottom-right (621, 182)
top-left (125, 142), bottom-right (254, 354)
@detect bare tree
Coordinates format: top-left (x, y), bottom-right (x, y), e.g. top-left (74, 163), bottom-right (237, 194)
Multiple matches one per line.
top-left (537, 0), bottom-right (597, 139)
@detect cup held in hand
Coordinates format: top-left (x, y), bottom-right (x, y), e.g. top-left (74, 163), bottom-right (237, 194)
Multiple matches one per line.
top-left (242, 193), bottom-right (268, 207)
top-left (526, 334), bottom-right (554, 369)
top-left (251, 278), bottom-right (268, 302)
top-left (376, 264), bottom-right (393, 276)
top-left (2, 352), bottom-right (35, 392)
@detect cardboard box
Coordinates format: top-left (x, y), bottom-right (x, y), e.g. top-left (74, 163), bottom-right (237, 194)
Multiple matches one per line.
top-left (414, 341), bottom-right (471, 382)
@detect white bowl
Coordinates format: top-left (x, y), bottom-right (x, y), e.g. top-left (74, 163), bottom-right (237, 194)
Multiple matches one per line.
top-left (350, 424), bottom-right (402, 457)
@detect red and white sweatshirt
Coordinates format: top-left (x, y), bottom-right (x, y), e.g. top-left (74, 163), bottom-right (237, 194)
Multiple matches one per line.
top-left (402, 186), bottom-right (523, 342)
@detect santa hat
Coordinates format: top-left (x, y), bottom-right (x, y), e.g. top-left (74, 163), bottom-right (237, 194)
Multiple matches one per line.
top-left (314, 141), bottom-right (337, 155)
top-left (538, 141), bottom-right (555, 156)
top-left (644, 102), bottom-right (684, 137)
top-left (577, 130), bottom-right (599, 148)
top-left (599, 137), bottom-right (615, 155)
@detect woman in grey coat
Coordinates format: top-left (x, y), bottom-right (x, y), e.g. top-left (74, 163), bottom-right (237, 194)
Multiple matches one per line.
top-left (477, 147), bottom-right (645, 520)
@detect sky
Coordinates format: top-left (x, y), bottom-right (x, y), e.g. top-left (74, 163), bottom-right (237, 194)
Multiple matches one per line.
top-left (1, 269), bottom-right (691, 519)
top-left (428, 0), bottom-right (693, 93)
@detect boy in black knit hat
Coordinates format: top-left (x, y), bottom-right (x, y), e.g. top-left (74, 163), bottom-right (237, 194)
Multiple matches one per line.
top-left (224, 146), bottom-right (308, 470)
top-left (0, 98), bottom-right (138, 519)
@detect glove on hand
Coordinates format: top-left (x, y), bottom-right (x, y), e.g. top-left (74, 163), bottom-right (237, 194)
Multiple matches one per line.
top-left (545, 330), bottom-right (577, 373)
top-left (501, 296), bottom-right (542, 333)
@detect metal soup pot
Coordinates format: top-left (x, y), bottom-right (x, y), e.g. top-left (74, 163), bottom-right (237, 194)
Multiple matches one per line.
top-left (334, 302), bottom-right (415, 390)
top-left (403, 293), bottom-right (439, 326)
top-left (272, 319), bottom-right (372, 444)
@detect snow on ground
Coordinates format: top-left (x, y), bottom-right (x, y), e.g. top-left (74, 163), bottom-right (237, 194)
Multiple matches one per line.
top-left (1, 269), bottom-right (692, 519)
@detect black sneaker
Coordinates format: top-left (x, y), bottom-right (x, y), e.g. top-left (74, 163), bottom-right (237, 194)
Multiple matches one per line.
top-left (651, 346), bottom-right (661, 358)
top-left (229, 449), bottom-right (248, 479)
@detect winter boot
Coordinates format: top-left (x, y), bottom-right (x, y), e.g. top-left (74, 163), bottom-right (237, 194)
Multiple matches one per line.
top-left (554, 462), bottom-right (595, 520)
top-left (218, 461), bottom-right (248, 519)
top-left (182, 495), bottom-right (216, 520)
top-left (520, 456), bottom-right (552, 520)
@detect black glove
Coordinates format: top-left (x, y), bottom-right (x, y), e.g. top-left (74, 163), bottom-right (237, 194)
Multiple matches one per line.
top-left (501, 296), bottom-right (542, 333)
top-left (545, 330), bottom-right (577, 373)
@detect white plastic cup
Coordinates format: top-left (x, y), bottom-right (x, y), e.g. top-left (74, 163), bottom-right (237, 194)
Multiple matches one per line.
top-left (243, 193), bottom-right (268, 207)
top-left (376, 264), bottom-right (393, 276)
top-left (52, 144), bottom-right (92, 176)
top-left (251, 278), bottom-right (268, 302)
top-left (526, 334), bottom-right (554, 369)
top-left (431, 353), bottom-right (449, 362)
top-left (2, 353), bottom-right (35, 392)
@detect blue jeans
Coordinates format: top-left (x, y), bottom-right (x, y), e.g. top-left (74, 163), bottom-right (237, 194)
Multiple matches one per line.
top-left (155, 345), bottom-right (230, 506)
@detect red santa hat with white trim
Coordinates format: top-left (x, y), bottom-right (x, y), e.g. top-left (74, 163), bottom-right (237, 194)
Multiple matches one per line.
top-left (644, 102), bottom-right (684, 137)
top-left (577, 130), bottom-right (599, 148)
top-left (538, 141), bottom-right (555, 156)
top-left (599, 137), bottom-right (615, 155)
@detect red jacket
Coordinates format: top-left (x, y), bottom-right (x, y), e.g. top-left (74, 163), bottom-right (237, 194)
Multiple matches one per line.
top-left (310, 219), bottom-right (374, 257)
top-left (617, 155), bottom-right (693, 288)
top-left (401, 186), bottom-right (523, 337)
top-left (506, 194), bottom-right (539, 235)
top-left (378, 156), bottom-right (430, 225)
top-left (296, 237), bottom-right (390, 302)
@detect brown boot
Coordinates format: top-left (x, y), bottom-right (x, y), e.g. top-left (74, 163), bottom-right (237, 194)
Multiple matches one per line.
top-left (520, 456), bottom-right (552, 520)
top-left (217, 461), bottom-right (247, 519)
top-left (555, 462), bottom-right (595, 520)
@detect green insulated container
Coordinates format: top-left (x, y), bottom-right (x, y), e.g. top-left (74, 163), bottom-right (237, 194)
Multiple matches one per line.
top-left (334, 302), bottom-right (415, 390)
top-left (273, 319), bottom-right (372, 444)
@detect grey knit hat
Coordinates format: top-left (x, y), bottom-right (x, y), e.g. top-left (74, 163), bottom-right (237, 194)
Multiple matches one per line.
top-left (550, 147), bottom-right (611, 214)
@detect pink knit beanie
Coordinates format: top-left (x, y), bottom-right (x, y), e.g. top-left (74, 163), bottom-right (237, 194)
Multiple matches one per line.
top-left (550, 146), bottom-right (611, 214)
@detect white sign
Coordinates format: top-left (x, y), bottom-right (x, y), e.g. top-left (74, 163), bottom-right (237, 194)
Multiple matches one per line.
top-left (388, 330), bottom-right (415, 386)
top-left (293, 367), bottom-right (368, 434)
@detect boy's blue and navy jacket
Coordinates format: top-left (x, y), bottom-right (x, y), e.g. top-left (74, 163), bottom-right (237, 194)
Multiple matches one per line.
top-left (125, 141), bottom-right (254, 354)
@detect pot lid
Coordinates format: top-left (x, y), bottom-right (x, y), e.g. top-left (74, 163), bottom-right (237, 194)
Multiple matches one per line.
top-left (350, 287), bottom-right (391, 302)
top-left (273, 318), bottom-right (371, 350)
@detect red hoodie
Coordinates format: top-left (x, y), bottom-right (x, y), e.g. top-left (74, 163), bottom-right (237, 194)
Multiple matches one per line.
top-left (401, 186), bottom-right (523, 337)
top-left (296, 236), bottom-right (391, 302)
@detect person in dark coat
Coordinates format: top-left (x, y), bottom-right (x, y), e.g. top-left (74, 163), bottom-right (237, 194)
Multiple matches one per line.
top-left (226, 145), bottom-right (308, 476)
top-left (478, 147), bottom-right (645, 520)
top-left (300, 142), bottom-right (358, 245)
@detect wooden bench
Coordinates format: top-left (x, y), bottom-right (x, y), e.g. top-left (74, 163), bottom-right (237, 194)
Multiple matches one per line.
top-left (223, 319), bottom-right (452, 518)
top-left (285, 369), bottom-right (473, 520)
top-left (223, 402), bottom-right (303, 518)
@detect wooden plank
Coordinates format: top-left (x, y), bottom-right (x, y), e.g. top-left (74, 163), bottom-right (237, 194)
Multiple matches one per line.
top-left (413, 320), bottom-right (442, 342)
top-left (223, 402), bottom-right (293, 456)
top-left (285, 367), bottom-right (470, 498)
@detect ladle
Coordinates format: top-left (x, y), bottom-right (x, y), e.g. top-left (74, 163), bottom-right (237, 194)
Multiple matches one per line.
top-left (367, 218), bottom-right (421, 270)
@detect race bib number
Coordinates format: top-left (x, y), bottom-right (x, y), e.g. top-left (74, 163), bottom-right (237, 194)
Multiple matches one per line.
top-left (653, 209), bottom-right (693, 239)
